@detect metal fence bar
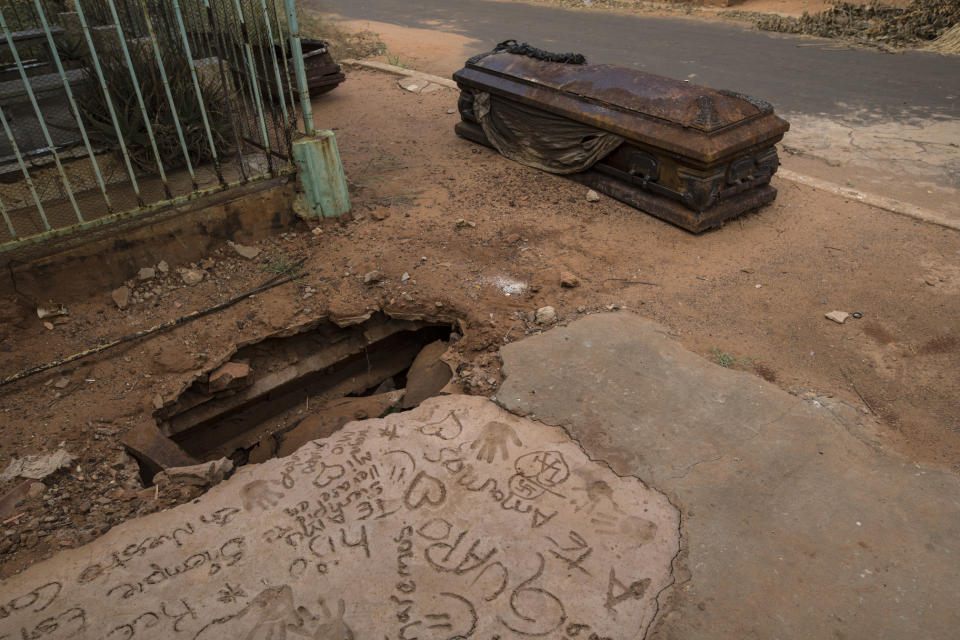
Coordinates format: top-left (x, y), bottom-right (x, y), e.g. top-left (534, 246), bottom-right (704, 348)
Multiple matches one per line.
top-left (33, 0), bottom-right (113, 213)
top-left (219, 0), bottom-right (265, 166)
top-left (1, 0), bottom-right (301, 256)
top-left (258, 0), bottom-right (290, 147)
top-left (230, 0), bottom-right (274, 173)
top-left (171, 0), bottom-right (224, 185)
top-left (75, 0), bottom-right (146, 204)
top-left (245, 0), bottom-right (282, 156)
top-left (203, 0), bottom-right (249, 181)
top-left (269, 0), bottom-right (296, 123)
top-left (136, 0), bottom-right (198, 190)
top-left (0, 104), bottom-right (50, 231)
top-left (0, 6), bottom-right (83, 221)
top-left (282, 0), bottom-right (313, 136)
top-left (0, 194), bottom-right (16, 239)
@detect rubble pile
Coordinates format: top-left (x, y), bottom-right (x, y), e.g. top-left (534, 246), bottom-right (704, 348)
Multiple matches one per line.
top-left (757, 0), bottom-right (960, 50)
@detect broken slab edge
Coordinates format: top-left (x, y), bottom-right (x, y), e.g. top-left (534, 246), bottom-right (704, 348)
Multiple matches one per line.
top-left (340, 58), bottom-right (459, 90)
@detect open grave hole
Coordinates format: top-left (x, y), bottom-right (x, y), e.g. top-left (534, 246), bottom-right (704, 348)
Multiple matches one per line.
top-left (151, 313), bottom-right (457, 474)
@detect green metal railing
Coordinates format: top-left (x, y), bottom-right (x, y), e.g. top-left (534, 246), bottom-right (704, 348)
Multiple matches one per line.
top-left (0, 0), bottom-right (313, 257)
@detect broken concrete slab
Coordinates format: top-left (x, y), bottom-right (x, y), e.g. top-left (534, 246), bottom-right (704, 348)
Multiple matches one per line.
top-left (0, 396), bottom-right (678, 640)
top-left (497, 311), bottom-right (960, 639)
top-left (401, 339), bottom-right (453, 409)
top-left (153, 457), bottom-right (233, 488)
top-left (0, 449), bottom-right (76, 482)
top-left (121, 419), bottom-right (199, 480)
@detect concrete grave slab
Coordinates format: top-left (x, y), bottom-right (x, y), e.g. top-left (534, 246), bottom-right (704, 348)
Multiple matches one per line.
top-left (497, 311), bottom-right (960, 640)
top-left (0, 395), bottom-right (679, 640)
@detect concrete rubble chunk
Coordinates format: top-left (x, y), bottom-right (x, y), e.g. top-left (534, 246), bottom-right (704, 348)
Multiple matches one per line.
top-left (398, 76), bottom-right (439, 94)
top-left (121, 419), bottom-right (199, 480)
top-left (180, 268), bottom-right (205, 286)
top-left (498, 312), bottom-right (960, 639)
top-left (153, 457), bottom-right (233, 488)
top-left (111, 286), bottom-right (131, 310)
top-left (228, 240), bottom-right (262, 260)
top-left (826, 310), bottom-right (850, 324)
top-left (0, 449), bottom-right (76, 482)
top-left (401, 340), bottom-right (453, 409)
top-left (535, 305), bottom-right (557, 325)
top-left (0, 396), bottom-right (678, 639)
top-left (208, 361), bottom-right (251, 393)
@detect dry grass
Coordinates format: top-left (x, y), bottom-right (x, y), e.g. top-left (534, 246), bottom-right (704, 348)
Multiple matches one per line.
top-left (296, 8), bottom-right (386, 60)
top-left (926, 23), bottom-right (960, 54)
top-left (755, 0), bottom-right (960, 50)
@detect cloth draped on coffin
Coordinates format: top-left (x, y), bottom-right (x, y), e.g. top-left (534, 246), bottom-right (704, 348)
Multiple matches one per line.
top-left (473, 91), bottom-right (623, 175)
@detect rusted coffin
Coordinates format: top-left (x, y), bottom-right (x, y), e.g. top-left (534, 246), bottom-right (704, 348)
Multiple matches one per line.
top-left (287, 39), bottom-right (345, 96)
top-left (453, 45), bottom-right (790, 232)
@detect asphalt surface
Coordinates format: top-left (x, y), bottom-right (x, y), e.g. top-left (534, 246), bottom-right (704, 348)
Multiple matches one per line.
top-left (313, 0), bottom-right (959, 120)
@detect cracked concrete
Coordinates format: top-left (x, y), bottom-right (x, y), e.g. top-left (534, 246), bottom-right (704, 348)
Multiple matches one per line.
top-left (0, 396), bottom-right (680, 639)
top-left (497, 311), bottom-right (960, 639)
top-left (781, 112), bottom-right (960, 221)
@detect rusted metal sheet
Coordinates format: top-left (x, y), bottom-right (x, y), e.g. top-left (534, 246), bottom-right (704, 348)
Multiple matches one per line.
top-left (453, 47), bottom-right (790, 232)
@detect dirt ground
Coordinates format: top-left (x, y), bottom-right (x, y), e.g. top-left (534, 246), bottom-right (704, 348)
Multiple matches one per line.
top-left (0, 68), bottom-right (957, 579)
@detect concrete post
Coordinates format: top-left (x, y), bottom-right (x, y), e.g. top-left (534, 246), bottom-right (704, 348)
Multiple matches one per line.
top-left (292, 131), bottom-right (350, 218)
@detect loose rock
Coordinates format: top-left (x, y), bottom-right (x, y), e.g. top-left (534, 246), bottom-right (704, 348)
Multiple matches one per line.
top-left (826, 310), bottom-right (851, 324)
top-left (111, 286), bottom-right (131, 310)
top-left (536, 306), bottom-right (558, 325)
top-left (227, 241), bottom-right (261, 260)
top-left (138, 267), bottom-right (155, 281)
top-left (585, 189), bottom-right (601, 202)
top-left (156, 260), bottom-right (169, 274)
top-left (180, 268), bottom-right (205, 286)
top-left (363, 270), bottom-right (383, 284)
top-left (560, 271), bottom-right (581, 288)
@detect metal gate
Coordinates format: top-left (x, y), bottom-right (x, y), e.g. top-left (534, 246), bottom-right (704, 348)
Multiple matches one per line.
top-left (0, 0), bottom-right (312, 257)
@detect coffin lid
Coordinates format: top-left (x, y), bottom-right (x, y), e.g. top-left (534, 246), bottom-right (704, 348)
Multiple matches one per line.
top-left (469, 53), bottom-right (769, 132)
top-left (455, 52), bottom-right (789, 164)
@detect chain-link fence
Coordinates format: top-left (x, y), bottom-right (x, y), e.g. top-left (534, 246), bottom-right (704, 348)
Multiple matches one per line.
top-left (0, 0), bottom-right (310, 258)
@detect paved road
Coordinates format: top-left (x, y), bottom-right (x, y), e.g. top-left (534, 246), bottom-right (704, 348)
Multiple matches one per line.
top-left (314, 0), bottom-right (958, 120)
